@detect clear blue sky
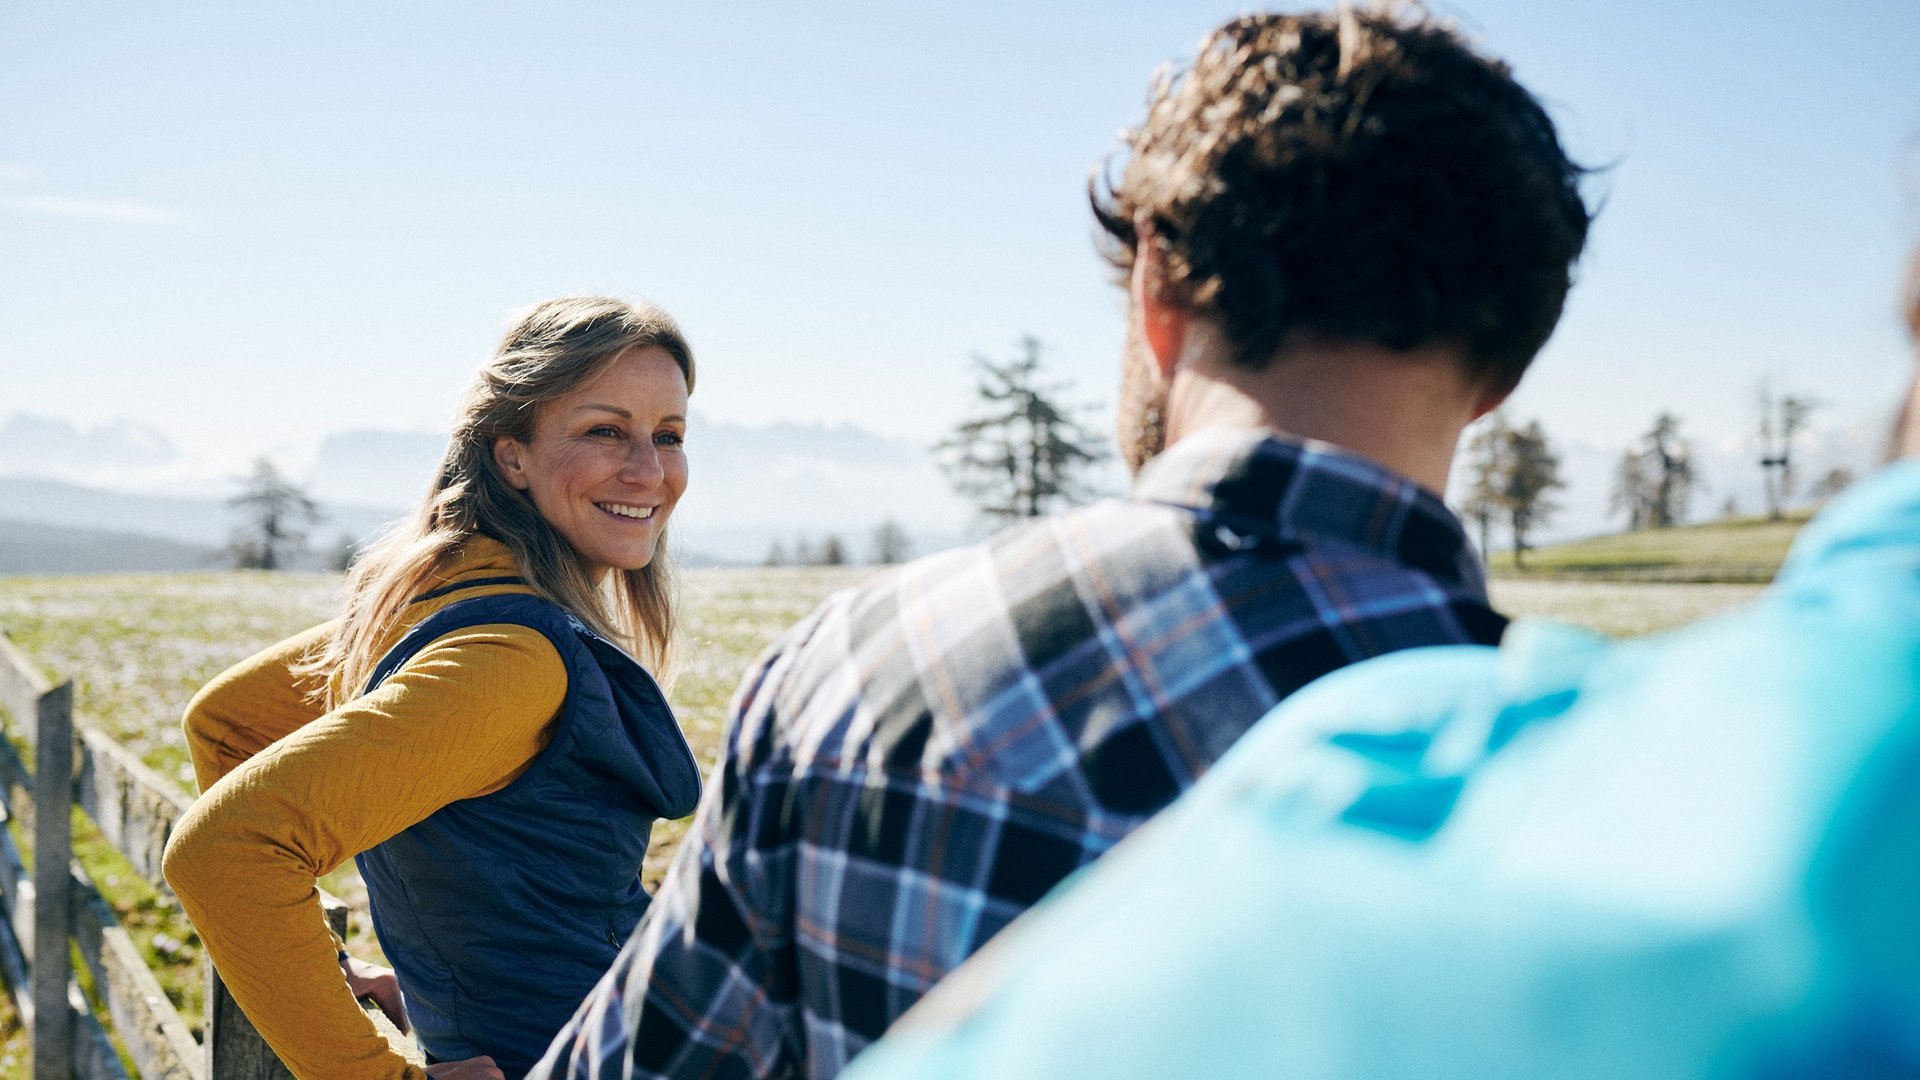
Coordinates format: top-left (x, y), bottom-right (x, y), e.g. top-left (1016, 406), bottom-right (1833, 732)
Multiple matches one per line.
top-left (3, 0), bottom-right (1917, 473)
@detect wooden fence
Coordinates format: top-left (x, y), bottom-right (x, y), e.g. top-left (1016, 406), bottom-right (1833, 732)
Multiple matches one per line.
top-left (0, 632), bottom-right (400, 1079)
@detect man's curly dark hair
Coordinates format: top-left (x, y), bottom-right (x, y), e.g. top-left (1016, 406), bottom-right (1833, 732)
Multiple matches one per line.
top-left (1093, 7), bottom-right (1592, 394)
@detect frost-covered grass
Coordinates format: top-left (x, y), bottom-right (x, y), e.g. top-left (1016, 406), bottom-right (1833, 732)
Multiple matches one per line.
top-left (645, 566), bottom-right (874, 881)
top-left (0, 572), bottom-right (345, 788)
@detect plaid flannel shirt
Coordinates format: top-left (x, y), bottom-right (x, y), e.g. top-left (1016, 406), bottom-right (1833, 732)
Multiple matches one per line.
top-left (530, 428), bottom-right (1507, 1080)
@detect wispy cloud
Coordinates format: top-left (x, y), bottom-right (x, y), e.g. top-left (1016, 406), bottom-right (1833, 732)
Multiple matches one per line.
top-left (0, 164), bottom-right (30, 183)
top-left (0, 194), bottom-right (185, 224)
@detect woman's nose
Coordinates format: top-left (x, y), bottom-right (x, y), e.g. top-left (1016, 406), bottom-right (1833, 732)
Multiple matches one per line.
top-left (619, 441), bottom-right (664, 484)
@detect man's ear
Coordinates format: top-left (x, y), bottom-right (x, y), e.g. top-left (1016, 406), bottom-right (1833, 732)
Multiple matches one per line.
top-left (492, 436), bottom-right (532, 491)
top-left (1469, 391), bottom-right (1510, 423)
top-left (1469, 376), bottom-right (1513, 422)
top-left (1130, 229), bottom-right (1188, 380)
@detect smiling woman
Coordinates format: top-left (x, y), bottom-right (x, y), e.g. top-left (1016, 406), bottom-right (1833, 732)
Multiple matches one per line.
top-left (159, 297), bottom-right (705, 1080)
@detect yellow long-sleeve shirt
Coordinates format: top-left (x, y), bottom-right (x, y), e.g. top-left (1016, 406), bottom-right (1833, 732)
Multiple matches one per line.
top-left (163, 538), bottom-right (568, 1079)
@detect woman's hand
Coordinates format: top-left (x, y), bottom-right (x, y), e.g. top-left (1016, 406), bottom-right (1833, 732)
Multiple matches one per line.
top-left (425, 1056), bottom-right (503, 1079)
top-left (339, 955), bottom-right (498, 1077)
top-left (339, 953), bottom-right (410, 1035)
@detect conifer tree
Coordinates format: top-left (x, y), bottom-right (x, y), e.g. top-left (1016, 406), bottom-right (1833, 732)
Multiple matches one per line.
top-left (228, 458), bottom-right (321, 570)
top-left (939, 337), bottom-right (1109, 522)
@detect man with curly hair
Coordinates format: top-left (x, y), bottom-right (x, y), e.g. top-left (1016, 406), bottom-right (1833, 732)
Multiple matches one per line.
top-left (834, 260), bottom-right (1920, 1080)
top-left (533, 10), bottom-right (1592, 1079)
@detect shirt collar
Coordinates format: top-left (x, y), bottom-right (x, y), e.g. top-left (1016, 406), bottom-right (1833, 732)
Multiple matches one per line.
top-left (1129, 427), bottom-right (1486, 591)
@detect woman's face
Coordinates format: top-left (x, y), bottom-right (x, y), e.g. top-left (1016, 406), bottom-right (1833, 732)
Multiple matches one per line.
top-left (492, 345), bottom-right (690, 581)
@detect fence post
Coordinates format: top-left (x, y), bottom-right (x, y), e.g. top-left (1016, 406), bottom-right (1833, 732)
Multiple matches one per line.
top-left (31, 678), bottom-right (74, 1080)
top-left (207, 895), bottom-right (352, 1079)
top-left (205, 967), bottom-right (286, 1080)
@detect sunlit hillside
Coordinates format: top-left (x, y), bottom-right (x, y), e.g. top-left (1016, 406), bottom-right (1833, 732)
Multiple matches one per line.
top-left (1488, 511), bottom-right (1814, 582)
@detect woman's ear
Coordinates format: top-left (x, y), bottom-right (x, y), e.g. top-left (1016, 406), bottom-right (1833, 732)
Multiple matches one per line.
top-left (492, 437), bottom-right (532, 490)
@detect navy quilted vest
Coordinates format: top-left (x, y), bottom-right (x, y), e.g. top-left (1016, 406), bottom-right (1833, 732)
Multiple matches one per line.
top-left (355, 589), bottom-right (701, 1074)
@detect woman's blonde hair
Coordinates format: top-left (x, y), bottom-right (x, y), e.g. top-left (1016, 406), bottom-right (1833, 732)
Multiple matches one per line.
top-left (297, 296), bottom-right (695, 708)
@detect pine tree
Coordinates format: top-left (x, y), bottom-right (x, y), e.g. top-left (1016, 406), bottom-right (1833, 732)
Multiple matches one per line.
top-left (228, 458), bottom-right (321, 571)
top-left (938, 337), bottom-right (1109, 522)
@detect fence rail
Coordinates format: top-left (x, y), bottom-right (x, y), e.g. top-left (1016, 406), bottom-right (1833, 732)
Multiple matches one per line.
top-left (0, 630), bottom-right (384, 1079)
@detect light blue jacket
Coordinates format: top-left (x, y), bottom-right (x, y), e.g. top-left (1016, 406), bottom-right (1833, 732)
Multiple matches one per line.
top-left (844, 458), bottom-right (1920, 1080)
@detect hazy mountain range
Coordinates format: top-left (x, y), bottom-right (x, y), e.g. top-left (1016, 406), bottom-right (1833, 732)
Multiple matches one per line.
top-left (0, 410), bottom-right (1870, 574)
top-left (0, 516), bottom-right (216, 574)
top-left (0, 412), bottom-right (979, 572)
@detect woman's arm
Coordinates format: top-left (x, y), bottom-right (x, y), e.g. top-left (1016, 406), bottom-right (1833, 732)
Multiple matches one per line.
top-left (182, 622), bottom-right (336, 793)
top-left (164, 622), bottom-right (566, 1080)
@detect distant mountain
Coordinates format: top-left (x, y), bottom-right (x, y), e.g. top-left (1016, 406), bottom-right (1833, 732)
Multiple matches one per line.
top-left (0, 518), bottom-right (219, 574)
top-left (308, 429), bottom-right (446, 508)
top-left (300, 416), bottom-right (981, 564)
top-left (0, 476), bottom-right (405, 553)
top-left (0, 411), bottom-right (984, 570)
top-left (0, 414), bottom-right (179, 481)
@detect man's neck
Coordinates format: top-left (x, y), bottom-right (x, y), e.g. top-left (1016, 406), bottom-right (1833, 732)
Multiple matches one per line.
top-left (1163, 331), bottom-right (1486, 496)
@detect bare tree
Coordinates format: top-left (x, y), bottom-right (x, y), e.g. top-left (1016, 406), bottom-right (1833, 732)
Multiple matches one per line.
top-left (1502, 420), bottom-right (1563, 568)
top-left (1611, 450), bottom-right (1654, 531)
top-left (817, 534), bottom-right (847, 566)
top-left (1611, 412), bottom-right (1697, 529)
top-left (326, 531), bottom-right (362, 573)
top-left (1808, 466), bottom-right (1855, 502)
top-left (1757, 382), bottom-right (1818, 519)
top-left (763, 539), bottom-right (788, 567)
top-left (1457, 411), bottom-right (1509, 558)
top-left (228, 459), bottom-right (321, 571)
top-left (939, 337), bottom-right (1109, 522)
top-left (870, 518), bottom-right (913, 565)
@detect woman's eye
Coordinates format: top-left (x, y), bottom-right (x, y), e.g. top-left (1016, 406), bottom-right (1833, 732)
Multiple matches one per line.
top-left (588, 425), bottom-right (624, 439)
top-left (655, 431), bottom-right (685, 447)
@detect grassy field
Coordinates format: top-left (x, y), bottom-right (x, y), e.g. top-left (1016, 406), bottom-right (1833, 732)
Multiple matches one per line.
top-left (1489, 578), bottom-right (1765, 638)
top-left (0, 564), bottom-right (1769, 1072)
top-left (1488, 511), bottom-right (1811, 581)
